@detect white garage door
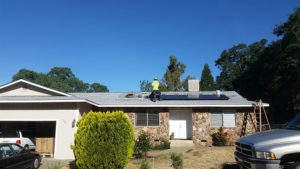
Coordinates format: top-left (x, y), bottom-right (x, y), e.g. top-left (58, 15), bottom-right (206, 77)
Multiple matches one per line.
top-left (169, 109), bottom-right (192, 139)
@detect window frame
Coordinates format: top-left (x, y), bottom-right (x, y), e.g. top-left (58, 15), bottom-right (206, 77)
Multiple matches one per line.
top-left (135, 110), bottom-right (160, 127)
top-left (210, 110), bottom-right (236, 127)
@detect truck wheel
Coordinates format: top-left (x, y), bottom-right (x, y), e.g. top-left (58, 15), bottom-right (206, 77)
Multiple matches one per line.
top-left (31, 157), bottom-right (40, 169)
top-left (24, 145), bottom-right (29, 150)
top-left (289, 161), bottom-right (300, 169)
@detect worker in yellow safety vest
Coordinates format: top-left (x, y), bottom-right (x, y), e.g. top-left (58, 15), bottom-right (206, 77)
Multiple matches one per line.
top-left (151, 77), bottom-right (161, 102)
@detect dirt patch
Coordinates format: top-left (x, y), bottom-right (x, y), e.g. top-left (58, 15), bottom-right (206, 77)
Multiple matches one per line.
top-left (125, 147), bottom-right (239, 169)
top-left (40, 147), bottom-right (238, 169)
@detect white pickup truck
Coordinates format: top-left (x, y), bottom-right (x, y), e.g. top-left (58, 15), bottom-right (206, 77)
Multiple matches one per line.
top-left (0, 130), bottom-right (36, 150)
top-left (235, 113), bottom-right (300, 169)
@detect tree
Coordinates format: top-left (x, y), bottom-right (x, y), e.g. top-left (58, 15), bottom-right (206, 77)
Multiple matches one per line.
top-left (12, 67), bottom-right (109, 93)
top-left (88, 83), bottom-right (109, 92)
top-left (72, 110), bottom-right (134, 169)
top-left (215, 39), bottom-right (267, 90)
top-left (12, 69), bottom-right (38, 82)
top-left (161, 56), bottom-right (186, 91)
top-left (200, 64), bottom-right (216, 91)
top-left (215, 7), bottom-right (300, 123)
top-left (140, 56), bottom-right (194, 92)
top-left (47, 67), bottom-right (75, 81)
top-left (139, 80), bottom-right (152, 92)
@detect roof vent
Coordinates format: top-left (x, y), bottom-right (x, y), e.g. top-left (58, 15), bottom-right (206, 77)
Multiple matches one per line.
top-left (188, 80), bottom-right (199, 92)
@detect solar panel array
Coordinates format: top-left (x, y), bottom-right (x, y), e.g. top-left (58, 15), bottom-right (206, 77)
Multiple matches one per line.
top-left (160, 94), bottom-right (229, 100)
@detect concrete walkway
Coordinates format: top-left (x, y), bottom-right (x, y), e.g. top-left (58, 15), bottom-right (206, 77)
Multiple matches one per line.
top-left (40, 158), bottom-right (75, 169)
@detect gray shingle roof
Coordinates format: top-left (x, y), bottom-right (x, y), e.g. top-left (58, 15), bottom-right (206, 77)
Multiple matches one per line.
top-left (0, 79), bottom-right (264, 107)
top-left (0, 91), bottom-right (265, 107)
top-left (69, 91), bottom-right (258, 107)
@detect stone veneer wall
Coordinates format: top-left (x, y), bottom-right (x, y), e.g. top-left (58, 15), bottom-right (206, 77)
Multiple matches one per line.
top-left (93, 108), bottom-right (170, 142)
top-left (124, 109), bottom-right (170, 142)
top-left (192, 108), bottom-right (257, 146)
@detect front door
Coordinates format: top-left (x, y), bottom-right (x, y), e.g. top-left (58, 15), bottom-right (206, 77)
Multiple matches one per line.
top-left (169, 109), bottom-right (192, 139)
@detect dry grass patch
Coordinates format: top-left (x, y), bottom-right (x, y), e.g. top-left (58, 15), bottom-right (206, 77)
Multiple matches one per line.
top-left (125, 147), bottom-right (238, 169)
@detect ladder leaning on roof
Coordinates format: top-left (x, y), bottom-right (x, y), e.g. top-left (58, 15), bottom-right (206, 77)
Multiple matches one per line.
top-left (254, 99), bottom-right (271, 132)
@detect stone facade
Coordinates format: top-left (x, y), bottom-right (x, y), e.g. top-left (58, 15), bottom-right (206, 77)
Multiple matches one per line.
top-left (192, 108), bottom-right (257, 146)
top-left (97, 107), bottom-right (256, 147)
top-left (94, 108), bottom-right (170, 142)
top-left (123, 109), bottom-right (170, 143)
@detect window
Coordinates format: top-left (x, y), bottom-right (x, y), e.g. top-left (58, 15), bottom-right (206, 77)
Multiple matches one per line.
top-left (210, 110), bottom-right (236, 127)
top-left (11, 144), bottom-right (22, 153)
top-left (136, 110), bottom-right (159, 126)
top-left (0, 145), bottom-right (13, 159)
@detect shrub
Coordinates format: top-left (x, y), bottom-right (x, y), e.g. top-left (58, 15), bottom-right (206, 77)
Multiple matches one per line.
top-left (170, 132), bottom-right (174, 140)
top-left (71, 110), bottom-right (134, 169)
top-left (212, 127), bottom-right (229, 146)
top-left (171, 153), bottom-right (183, 169)
top-left (134, 131), bottom-right (151, 158)
top-left (140, 159), bottom-right (151, 169)
top-left (151, 140), bottom-right (171, 150)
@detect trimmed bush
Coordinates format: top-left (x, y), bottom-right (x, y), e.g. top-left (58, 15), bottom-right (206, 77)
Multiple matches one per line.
top-left (71, 110), bottom-right (134, 169)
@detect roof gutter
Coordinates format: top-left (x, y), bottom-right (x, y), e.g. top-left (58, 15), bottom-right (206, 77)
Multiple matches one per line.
top-left (0, 100), bottom-right (269, 108)
top-left (93, 104), bottom-right (269, 108)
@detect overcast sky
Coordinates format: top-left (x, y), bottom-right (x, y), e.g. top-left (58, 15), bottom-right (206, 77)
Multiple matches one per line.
top-left (0, 0), bottom-right (299, 92)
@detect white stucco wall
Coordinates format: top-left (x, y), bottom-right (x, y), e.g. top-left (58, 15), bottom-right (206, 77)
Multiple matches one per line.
top-left (0, 103), bottom-right (82, 159)
top-left (0, 87), bottom-right (52, 96)
top-left (0, 83), bottom-right (60, 96)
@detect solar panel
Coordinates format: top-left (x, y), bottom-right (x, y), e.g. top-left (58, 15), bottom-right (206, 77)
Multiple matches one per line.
top-left (160, 94), bottom-right (229, 100)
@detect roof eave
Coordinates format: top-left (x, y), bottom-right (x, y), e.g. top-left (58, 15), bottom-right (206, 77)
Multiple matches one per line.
top-left (93, 104), bottom-right (266, 108)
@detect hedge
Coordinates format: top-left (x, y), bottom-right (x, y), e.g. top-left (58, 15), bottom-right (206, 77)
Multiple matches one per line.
top-left (71, 110), bottom-right (134, 169)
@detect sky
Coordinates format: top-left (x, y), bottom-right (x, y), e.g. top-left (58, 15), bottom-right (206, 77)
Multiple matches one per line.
top-left (0, 0), bottom-right (299, 92)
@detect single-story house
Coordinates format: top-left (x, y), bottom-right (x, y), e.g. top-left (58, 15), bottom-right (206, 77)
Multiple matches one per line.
top-left (0, 79), bottom-right (268, 159)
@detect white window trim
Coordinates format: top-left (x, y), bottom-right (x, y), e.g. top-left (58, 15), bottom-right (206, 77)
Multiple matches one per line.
top-left (210, 110), bottom-right (236, 127)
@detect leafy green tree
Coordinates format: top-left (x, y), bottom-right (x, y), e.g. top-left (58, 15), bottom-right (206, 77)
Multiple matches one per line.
top-left (88, 83), bottom-right (109, 92)
top-left (12, 67), bottom-right (109, 93)
top-left (161, 56), bottom-right (186, 91)
top-left (139, 80), bottom-right (152, 92)
top-left (200, 64), bottom-right (216, 91)
top-left (216, 7), bottom-right (300, 123)
top-left (140, 56), bottom-right (194, 92)
top-left (47, 67), bottom-right (75, 81)
top-left (215, 39), bottom-right (267, 90)
top-left (12, 69), bottom-right (38, 82)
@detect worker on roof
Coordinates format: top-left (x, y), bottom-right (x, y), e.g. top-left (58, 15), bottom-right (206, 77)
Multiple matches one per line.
top-left (151, 77), bottom-right (161, 102)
